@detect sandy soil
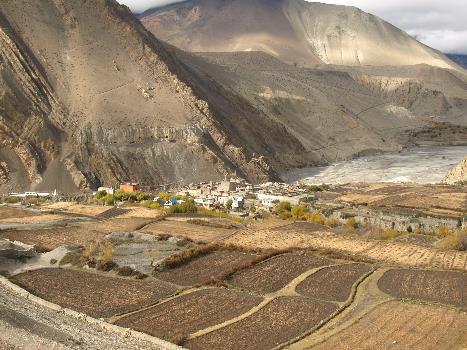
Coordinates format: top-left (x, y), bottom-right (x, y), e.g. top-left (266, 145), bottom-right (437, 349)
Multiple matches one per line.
top-left (0, 207), bottom-right (36, 220)
top-left (0, 214), bottom-right (67, 224)
top-left (0, 218), bottom-right (156, 252)
top-left (42, 203), bottom-right (110, 216)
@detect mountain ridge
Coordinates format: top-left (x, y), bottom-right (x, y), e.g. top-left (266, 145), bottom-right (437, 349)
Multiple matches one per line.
top-left (0, 0), bottom-right (465, 192)
top-left (140, 0), bottom-right (460, 71)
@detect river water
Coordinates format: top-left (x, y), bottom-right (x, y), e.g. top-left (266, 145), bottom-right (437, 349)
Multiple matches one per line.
top-left (283, 146), bottom-right (467, 185)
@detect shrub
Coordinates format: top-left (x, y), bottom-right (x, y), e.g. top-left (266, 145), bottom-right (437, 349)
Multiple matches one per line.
top-left (136, 192), bottom-right (151, 202)
top-left (82, 242), bottom-right (99, 261)
top-left (99, 241), bottom-right (114, 262)
top-left (141, 201), bottom-right (162, 210)
top-left (435, 226), bottom-right (450, 238)
top-left (225, 199), bottom-right (233, 210)
top-left (117, 266), bottom-right (134, 276)
top-left (437, 230), bottom-right (466, 251)
top-left (113, 189), bottom-right (129, 202)
top-left (381, 228), bottom-right (402, 240)
top-left (304, 184), bottom-right (329, 193)
top-left (305, 212), bottom-right (326, 225)
top-left (275, 201), bottom-right (292, 213)
top-left (324, 218), bottom-right (340, 227)
top-left (2, 196), bottom-right (20, 204)
top-left (104, 195), bottom-right (115, 206)
top-left (156, 192), bottom-right (173, 203)
top-left (346, 217), bottom-right (359, 229)
top-left (169, 199), bottom-right (197, 214)
top-left (95, 190), bottom-right (107, 199)
top-left (196, 208), bottom-right (242, 223)
top-left (291, 205), bottom-right (308, 220)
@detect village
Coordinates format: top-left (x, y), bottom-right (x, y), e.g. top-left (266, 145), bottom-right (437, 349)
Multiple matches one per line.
top-left (4, 176), bottom-right (466, 238)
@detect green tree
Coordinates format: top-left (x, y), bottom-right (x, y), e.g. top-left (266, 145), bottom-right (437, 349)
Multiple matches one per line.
top-left (95, 190), bottom-right (107, 199)
top-left (226, 199), bottom-right (233, 210)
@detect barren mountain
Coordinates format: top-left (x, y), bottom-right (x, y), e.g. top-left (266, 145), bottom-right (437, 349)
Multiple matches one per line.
top-left (141, 0), bottom-right (460, 70)
top-left (0, 0), bottom-right (312, 192)
top-left (0, 0), bottom-right (466, 193)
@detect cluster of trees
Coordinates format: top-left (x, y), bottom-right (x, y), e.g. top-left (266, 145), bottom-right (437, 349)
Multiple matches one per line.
top-left (274, 201), bottom-right (339, 227)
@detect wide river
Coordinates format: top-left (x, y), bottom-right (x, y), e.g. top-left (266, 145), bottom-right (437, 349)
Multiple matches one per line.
top-left (283, 146), bottom-right (467, 185)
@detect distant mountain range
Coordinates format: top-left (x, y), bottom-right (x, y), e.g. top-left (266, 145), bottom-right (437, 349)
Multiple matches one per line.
top-left (447, 54), bottom-right (467, 69)
top-left (140, 0), bottom-right (459, 70)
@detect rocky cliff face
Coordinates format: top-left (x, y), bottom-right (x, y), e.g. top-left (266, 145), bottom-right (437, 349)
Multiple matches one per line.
top-left (0, 0), bottom-right (310, 191)
top-left (140, 0), bottom-right (461, 70)
top-left (444, 157), bottom-right (467, 184)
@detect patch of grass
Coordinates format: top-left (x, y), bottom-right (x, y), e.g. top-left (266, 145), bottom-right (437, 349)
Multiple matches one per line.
top-left (60, 251), bottom-right (84, 267)
top-left (99, 241), bottom-right (114, 263)
top-left (305, 212), bottom-right (326, 225)
top-left (380, 228), bottom-right (402, 240)
top-left (187, 219), bottom-right (235, 229)
top-left (2, 196), bottom-right (20, 204)
top-left (437, 230), bottom-right (466, 251)
top-left (196, 208), bottom-right (243, 223)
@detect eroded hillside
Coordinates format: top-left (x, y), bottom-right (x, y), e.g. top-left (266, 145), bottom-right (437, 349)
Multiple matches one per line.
top-left (141, 0), bottom-right (460, 70)
top-left (0, 0), bottom-right (312, 191)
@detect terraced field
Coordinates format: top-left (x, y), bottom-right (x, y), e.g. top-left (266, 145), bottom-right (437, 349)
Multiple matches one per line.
top-left (226, 228), bottom-right (467, 271)
top-left (186, 296), bottom-right (338, 350)
top-left (141, 220), bottom-right (234, 243)
top-left (296, 263), bottom-right (373, 302)
top-left (3, 202), bottom-right (466, 350)
top-left (0, 218), bottom-right (155, 252)
top-left (378, 269), bottom-right (466, 308)
top-left (116, 288), bottom-right (262, 341)
top-left (156, 250), bottom-right (261, 286)
top-left (312, 301), bottom-right (467, 350)
top-left (10, 269), bottom-right (179, 318)
top-left (229, 253), bottom-right (331, 294)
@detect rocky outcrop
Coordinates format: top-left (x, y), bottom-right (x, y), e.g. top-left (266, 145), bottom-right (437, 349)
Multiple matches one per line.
top-left (444, 157), bottom-right (467, 184)
top-left (0, 239), bottom-right (36, 259)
